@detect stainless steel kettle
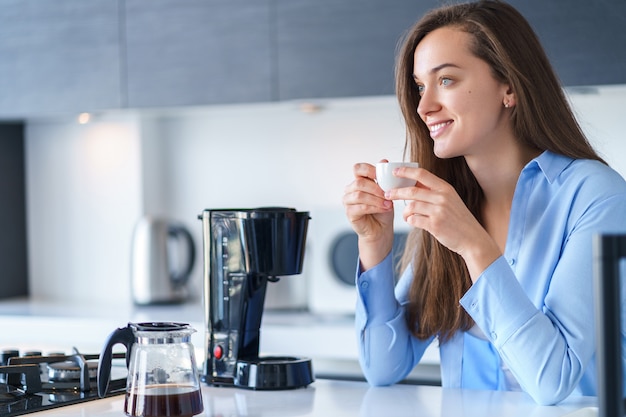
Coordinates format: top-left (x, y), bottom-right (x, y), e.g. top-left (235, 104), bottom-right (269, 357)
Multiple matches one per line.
top-left (131, 217), bottom-right (195, 305)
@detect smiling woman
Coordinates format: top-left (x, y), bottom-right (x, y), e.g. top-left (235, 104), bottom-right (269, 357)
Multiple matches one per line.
top-left (342, 0), bottom-right (626, 406)
top-left (412, 27), bottom-right (514, 158)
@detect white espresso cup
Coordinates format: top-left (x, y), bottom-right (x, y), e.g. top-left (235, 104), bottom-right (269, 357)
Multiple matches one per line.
top-left (375, 162), bottom-right (419, 192)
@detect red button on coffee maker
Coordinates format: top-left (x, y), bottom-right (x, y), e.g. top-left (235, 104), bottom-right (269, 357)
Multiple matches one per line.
top-left (213, 345), bottom-right (223, 360)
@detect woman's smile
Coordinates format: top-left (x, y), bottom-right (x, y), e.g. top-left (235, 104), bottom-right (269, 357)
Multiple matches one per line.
top-left (428, 120), bottom-right (453, 138)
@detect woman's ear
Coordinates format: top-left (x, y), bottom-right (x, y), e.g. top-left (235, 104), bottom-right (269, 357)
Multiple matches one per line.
top-left (503, 85), bottom-right (516, 108)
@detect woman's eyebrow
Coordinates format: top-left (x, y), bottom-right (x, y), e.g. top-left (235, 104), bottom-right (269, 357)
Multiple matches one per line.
top-left (413, 62), bottom-right (461, 81)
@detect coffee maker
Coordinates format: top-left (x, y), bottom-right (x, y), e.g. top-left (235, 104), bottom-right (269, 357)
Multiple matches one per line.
top-left (198, 208), bottom-right (314, 390)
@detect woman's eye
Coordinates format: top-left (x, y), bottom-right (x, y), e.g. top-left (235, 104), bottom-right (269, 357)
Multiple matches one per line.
top-left (440, 77), bottom-right (453, 87)
top-left (416, 84), bottom-right (425, 95)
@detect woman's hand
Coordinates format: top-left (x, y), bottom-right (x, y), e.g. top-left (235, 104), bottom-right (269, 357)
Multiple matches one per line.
top-left (343, 161), bottom-right (395, 271)
top-left (386, 166), bottom-right (501, 281)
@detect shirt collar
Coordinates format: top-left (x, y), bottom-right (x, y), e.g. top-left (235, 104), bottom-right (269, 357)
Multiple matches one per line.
top-left (527, 150), bottom-right (574, 184)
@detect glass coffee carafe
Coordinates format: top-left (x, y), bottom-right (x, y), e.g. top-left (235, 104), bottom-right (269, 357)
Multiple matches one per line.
top-left (98, 322), bottom-right (204, 417)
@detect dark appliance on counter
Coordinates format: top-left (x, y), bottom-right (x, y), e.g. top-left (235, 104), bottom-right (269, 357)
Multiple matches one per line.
top-left (0, 348), bottom-right (125, 417)
top-left (199, 207), bottom-right (314, 390)
top-left (594, 233), bottom-right (626, 417)
top-left (0, 123), bottom-right (28, 300)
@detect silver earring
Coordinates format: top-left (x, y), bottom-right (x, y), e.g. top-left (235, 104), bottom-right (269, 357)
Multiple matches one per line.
top-left (504, 102), bottom-right (510, 108)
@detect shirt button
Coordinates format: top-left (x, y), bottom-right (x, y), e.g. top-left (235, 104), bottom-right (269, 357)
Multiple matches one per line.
top-left (508, 258), bottom-right (516, 266)
top-left (360, 281), bottom-right (369, 290)
top-left (470, 301), bottom-right (478, 310)
top-left (491, 331), bottom-right (498, 340)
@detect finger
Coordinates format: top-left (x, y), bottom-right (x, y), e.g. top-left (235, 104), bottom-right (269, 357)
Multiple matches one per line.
top-left (393, 166), bottom-right (447, 191)
top-left (404, 212), bottom-right (428, 231)
top-left (344, 188), bottom-right (393, 211)
top-left (385, 184), bottom-right (434, 203)
top-left (353, 162), bottom-right (376, 180)
top-left (348, 175), bottom-right (389, 199)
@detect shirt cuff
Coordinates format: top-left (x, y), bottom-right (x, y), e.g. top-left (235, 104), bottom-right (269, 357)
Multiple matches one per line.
top-left (460, 256), bottom-right (538, 347)
top-left (356, 252), bottom-right (399, 326)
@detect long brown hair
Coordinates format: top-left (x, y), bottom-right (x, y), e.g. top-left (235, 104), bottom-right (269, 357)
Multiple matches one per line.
top-left (396, 0), bottom-right (604, 342)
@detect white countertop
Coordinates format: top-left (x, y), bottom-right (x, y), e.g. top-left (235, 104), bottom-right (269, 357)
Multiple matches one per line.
top-left (24, 379), bottom-right (598, 417)
top-left (0, 298), bottom-right (440, 384)
top-left (0, 298), bottom-right (599, 416)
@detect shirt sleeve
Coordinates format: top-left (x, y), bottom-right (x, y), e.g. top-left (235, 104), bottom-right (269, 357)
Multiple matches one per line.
top-left (355, 253), bottom-right (434, 386)
top-left (460, 193), bottom-right (626, 405)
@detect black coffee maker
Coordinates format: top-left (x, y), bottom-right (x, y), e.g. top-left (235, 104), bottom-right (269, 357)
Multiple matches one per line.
top-left (198, 207), bottom-right (314, 389)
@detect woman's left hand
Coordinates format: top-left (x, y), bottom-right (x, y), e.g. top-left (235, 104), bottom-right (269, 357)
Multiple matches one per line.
top-left (386, 165), bottom-right (501, 281)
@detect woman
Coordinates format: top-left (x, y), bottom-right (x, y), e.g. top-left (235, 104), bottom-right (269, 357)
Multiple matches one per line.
top-left (343, 0), bottom-right (626, 405)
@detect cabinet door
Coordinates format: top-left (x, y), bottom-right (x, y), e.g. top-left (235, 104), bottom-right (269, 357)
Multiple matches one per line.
top-left (0, 0), bottom-right (121, 118)
top-left (124, 0), bottom-right (273, 108)
top-left (275, 0), bottom-right (438, 100)
top-left (511, 0), bottom-right (626, 87)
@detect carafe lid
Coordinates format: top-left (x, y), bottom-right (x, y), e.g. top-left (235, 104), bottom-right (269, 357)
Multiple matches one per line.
top-left (130, 322), bottom-right (195, 344)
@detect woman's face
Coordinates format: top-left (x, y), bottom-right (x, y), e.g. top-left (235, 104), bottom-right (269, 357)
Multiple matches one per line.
top-left (413, 26), bottom-right (512, 160)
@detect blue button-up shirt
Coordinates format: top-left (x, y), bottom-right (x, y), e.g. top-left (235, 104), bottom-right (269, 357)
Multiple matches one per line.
top-left (355, 151), bottom-right (626, 405)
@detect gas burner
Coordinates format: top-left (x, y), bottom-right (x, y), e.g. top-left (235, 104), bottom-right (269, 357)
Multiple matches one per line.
top-left (0, 348), bottom-right (126, 417)
top-left (47, 360), bottom-right (98, 383)
top-left (0, 387), bottom-right (25, 404)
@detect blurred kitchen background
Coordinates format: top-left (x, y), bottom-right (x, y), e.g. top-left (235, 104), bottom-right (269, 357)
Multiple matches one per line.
top-left (0, 0), bottom-right (625, 314)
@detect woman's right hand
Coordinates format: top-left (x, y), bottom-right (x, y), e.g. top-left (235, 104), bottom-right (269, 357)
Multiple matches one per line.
top-left (343, 162), bottom-right (395, 271)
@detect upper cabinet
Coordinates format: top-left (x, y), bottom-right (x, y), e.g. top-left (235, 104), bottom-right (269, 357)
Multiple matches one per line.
top-left (124, 0), bottom-right (274, 108)
top-left (274, 0), bottom-right (437, 100)
top-left (0, 0), bottom-right (624, 117)
top-left (0, 0), bottom-right (122, 118)
top-left (511, 0), bottom-right (626, 87)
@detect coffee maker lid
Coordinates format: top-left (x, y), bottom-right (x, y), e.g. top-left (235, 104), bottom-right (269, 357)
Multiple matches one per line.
top-left (200, 207), bottom-right (309, 219)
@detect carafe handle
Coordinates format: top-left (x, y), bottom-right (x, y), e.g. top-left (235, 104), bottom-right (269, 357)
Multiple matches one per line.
top-left (97, 325), bottom-right (135, 398)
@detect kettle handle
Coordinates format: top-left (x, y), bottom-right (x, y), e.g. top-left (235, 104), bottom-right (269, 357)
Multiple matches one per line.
top-left (168, 225), bottom-right (196, 286)
top-left (97, 325), bottom-right (135, 398)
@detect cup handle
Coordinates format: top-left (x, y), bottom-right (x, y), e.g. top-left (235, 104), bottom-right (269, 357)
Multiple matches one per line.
top-left (97, 325), bottom-right (135, 398)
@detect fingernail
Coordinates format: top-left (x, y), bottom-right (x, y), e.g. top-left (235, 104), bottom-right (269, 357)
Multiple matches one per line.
top-left (384, 191), bottom-right (391, 199)
top-left (383, 200), bottom-right (392, 208)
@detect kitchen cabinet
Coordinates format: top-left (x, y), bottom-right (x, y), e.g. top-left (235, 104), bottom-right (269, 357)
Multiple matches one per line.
top-left (0, 0), bottom-right (122, 118)
top-left (275, 0), bottom-right (626, 101)
top-left (275, 0), bottom-right (437, 100)
top-left (124, 0), bottom-right (274, 108)
top-left (510, 0), bottom-right (626, 87)
top-left (0, 0), bottom-right (623, 118)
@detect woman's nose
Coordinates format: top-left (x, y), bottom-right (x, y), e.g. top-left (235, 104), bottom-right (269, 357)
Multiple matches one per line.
top-left (417, 88), bottom-right (439, 118)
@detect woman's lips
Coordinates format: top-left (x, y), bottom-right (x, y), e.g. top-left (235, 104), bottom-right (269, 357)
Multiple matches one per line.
top-left (428, 120), bottom-right (452, 138)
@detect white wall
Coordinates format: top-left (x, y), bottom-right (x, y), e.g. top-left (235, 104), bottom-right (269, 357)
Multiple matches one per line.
top-left (566, 85), bottom-right (626, 176)
top-left (25, 113), bottom-right (143, 304)
top-left (24, 96), bottom-right (407, 304)
top-left (24, 87), bottom-right (626, 305)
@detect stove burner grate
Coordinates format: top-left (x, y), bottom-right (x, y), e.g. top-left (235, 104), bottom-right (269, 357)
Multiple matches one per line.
top-left (0, 348), bottom-right (126, 417)
top-left (47, 360), bottom-right (98, 383)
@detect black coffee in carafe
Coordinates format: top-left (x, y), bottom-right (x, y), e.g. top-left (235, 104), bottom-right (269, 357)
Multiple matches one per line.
top-left (125, 385), bottom-right (203, 417)
top-left (98, 322), bottom-right (204, 417)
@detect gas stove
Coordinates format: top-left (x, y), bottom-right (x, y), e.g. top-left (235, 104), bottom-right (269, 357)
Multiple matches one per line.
top-left (0, 348), bottom-right (126, 417)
